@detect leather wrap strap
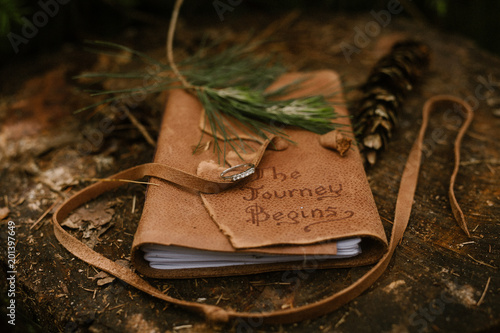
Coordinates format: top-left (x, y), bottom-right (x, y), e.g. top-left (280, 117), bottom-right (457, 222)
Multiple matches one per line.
top-left (52, 95), bottom-right (473, 324)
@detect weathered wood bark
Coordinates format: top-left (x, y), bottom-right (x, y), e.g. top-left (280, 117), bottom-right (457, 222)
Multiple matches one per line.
top-left (0, 8), bottom-right (498, 333)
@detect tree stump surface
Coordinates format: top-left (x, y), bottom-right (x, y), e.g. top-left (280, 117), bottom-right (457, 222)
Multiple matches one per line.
top-left (0, 8), bottom-right (499, 333)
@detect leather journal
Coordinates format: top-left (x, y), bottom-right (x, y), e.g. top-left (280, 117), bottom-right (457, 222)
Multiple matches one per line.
top-left (131, 71), bottom-right (388, 279)
top-left (52, 70), bottom-right (473, 324)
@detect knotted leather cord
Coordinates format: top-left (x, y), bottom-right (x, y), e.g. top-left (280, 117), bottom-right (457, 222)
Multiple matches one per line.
top-left (52, 95), bottom-right (473, 324)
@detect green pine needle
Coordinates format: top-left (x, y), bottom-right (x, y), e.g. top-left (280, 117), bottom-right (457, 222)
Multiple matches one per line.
top-left (77, 39), bottom-right (344, 163)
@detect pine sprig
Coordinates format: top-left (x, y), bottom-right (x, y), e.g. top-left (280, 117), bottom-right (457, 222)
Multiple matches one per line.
top-left (75, 39), bottom-right (285, 112)
top-left (76, 0), bottom-right (343, 163)
top-left (77, 39), bottom-right (343, 162)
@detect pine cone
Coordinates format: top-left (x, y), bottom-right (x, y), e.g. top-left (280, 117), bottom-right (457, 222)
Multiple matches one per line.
top-left (353, 40), bottom-right (431, 166)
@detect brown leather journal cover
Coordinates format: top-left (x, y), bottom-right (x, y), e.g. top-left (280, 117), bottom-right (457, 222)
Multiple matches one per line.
top-left (131, 70), bottom-right (387, 278)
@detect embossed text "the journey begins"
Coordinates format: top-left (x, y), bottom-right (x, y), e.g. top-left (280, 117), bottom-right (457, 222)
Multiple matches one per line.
top-left (241, 167), bottom-right (342, 201)
top-left (238, 166), bottom-right (354, 232)
top-left (241, 184), bottom-right (343, 201)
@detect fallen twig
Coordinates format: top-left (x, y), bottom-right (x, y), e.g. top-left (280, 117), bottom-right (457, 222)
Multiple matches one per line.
top-left (122, 107), bottom-right (156, 147)
top-left (476, 277), bottom-right (491, 306)
top-left (467, 254), bottom-right (498, 269)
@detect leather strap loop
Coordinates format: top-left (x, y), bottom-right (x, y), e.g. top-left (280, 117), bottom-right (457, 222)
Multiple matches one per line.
top-left (52, 95), bottom-right (473, 324)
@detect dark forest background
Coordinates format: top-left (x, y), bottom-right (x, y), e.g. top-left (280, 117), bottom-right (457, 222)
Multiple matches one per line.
top-left (1, 0), bottom-right (500, 62)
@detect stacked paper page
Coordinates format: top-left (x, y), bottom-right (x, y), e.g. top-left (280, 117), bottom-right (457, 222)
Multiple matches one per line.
top-left (142, 238), bottom-right (361, 270)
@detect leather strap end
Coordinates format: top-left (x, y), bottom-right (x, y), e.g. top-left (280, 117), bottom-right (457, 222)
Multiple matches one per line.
top-left (449, 188), bottom-right (471, 237)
